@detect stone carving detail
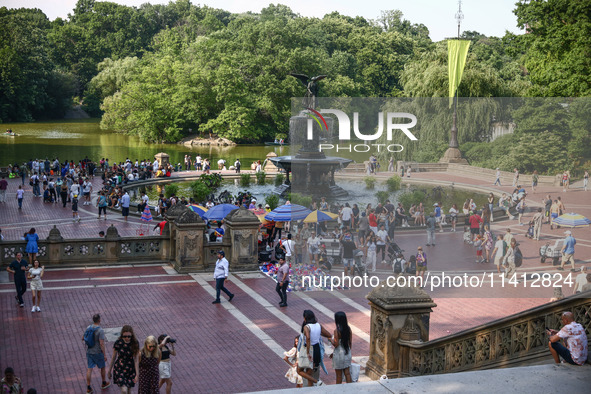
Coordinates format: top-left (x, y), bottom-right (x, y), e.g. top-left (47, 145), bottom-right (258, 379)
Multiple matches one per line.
top-left (105, 225), bottom-right (120, 240)
top-left (64, 244), bottom-right (74, 256)
top-left (166, 203), bottom-right (188, 218)
top-left (226, 207), bottom-right (258, 222)
top-left (121, 242), bottom-right (131, 254)
top-left (184, 231), bottom-right (199, 251)
top-left (79, 244), bottom-right (89, 255)
top-left (233, 230), bottom-right (253, 257)
top-left (135, 242), bottom-right (146, 254)
top-left (374, 311), bottom-right (391, 354)
top-left (93, 244), bottom-right (105, 255)
top-left (37, 245), bottom-right (47, 257)
top-left (149, 241), bottom-right (160, 253)
top-left (475, 333), bottom-right (491, 363)
top-left (511, 322), bottom-right (528, 353)
top-left (176, 210), bottom-right (203, 224)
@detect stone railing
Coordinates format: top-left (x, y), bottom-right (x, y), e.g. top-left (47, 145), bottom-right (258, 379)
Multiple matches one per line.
top-left (398, 295), bottom-right (591, 376)
top-left (0, 225), bottom-right (169, 266)
top-left (365, 283), bottom-right (590, 379)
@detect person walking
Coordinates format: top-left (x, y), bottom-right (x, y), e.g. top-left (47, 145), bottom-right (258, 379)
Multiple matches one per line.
top-left (138, 336), bottom-right (161, 394)
top-left (0, 176), bottom-right (7, 203)
top-left (212, 251), bottom-right (234, 304)
top-left (416, 247), bottom-right (428, 283)
top-left (84, 314), bottom-right (110, 393)
top-left (7, 252), bottom-right (28, 308)
top-left (157, 335), bottom-right (176, 394)
top-left (532, 208), bottom-right (544, 240)
top-left (503, 239), bottom-right (520, 279)
top-left (426, 213), bottom-right (436, 246)
top-left (550, 200), bottom-right (560, 229)
top-left (108, 325), bottom-right (139, 394)
top-left (491, 235), bottom-right (505, 274)
top-left (276, 258), bottom-right (290, 307)
top-left (330, 311), bottom-right (353, 384)
top-left (387, 157), bottom-right (394, 172)
top-left (24, 228), bottom-right (39, 264)
top-left (512, 168), bottom-right (519, 187)
top-left (532, 170), bottom-right (538, 193)
top-left (120, 191), bottom-right (131, 221)
top-left (16, 185), bottom-right (24, 209)
top-left (27, 259), bottom-right (44, 312)
top-left (296, 310), bottom-right (331, 387)
top-left (97, 191), bottom-right (108, 220)
top-left (494, 168), bottom-right (502, 186)
top-left (584, 171), bottom-right (589, 191)
top-left (483, 225), bottom-right (493, 263)
top-left (365, 233), bottom-right (378, 272)
top-left (558, 230), bottom-right (577, 272)
top-left (234, 158), bottom-right (241, 173)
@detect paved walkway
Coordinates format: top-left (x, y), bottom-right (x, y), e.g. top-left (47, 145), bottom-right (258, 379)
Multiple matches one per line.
top-left (1, 169), bottom-right (590, 392)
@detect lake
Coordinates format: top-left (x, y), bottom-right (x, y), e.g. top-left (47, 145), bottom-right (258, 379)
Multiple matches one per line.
top-left (0, 119), bottom-right (369, 167)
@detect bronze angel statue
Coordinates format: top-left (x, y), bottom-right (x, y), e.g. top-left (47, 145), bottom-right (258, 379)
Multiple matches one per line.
top-left (289, 73), bottom-right (327, 109)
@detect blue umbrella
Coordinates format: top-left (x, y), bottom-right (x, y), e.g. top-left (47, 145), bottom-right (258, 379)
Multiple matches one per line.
top-left (203, 204), bottom-right (238, 220)
top-left (553, 213), bottom-right (591, 228)
top-left (265, 204), bottom-right (311, 222)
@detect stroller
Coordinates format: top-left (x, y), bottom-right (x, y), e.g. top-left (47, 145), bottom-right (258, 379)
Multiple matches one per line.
top-left (385, 242), bottom-right (404, 267)
top-left (352, 249), bottom-right (367, 277)
top-left (540, 239), bottom-right (562, 265)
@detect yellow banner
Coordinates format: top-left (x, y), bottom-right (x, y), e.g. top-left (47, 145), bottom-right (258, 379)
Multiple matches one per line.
top-left (448, 40), bottom-right (470, 108)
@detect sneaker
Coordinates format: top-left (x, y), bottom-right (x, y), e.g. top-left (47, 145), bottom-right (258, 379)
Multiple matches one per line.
top-left (19, 303), bottom-right (24, 308)
top-left (279, 303), bottom-right (288, 307)
top-left (314, 380), bottom-right (324, 387)
top-left (229, 294), bottom-right (234, 302)
top-left (101, 381), bottom-right (111, 390)
top-left (570, 269), bottom-right (577, 272)
top-left (557, 267), bottom-right (564, 271)
top-left (212, 300), bottom-right (221, 304)
top-left (87, 386), bottom-right (93, 394)
top-left (439, 230), bottom-right (443, 233)
top-left (31, 306), bottom-right (36, 313)
top-left (36, 306), bottom-right (41, 312)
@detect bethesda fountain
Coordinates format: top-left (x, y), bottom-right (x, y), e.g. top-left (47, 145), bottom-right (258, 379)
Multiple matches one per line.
top-left (270, 74), bottom-right (352, 198)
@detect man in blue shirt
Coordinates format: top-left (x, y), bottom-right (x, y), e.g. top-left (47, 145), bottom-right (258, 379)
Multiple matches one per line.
top-left (120, 191), bottom-right (131, 222)
top-left (559, 230), bottom-right (577, 272)
top-left (6, 252), bottom-right (28, 307)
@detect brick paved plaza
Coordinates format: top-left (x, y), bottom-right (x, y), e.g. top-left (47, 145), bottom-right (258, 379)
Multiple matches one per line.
top-left (1, 171), bottom-right (590, 392)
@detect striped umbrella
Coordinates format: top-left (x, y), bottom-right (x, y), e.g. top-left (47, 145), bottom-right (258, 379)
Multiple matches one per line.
top-left (140, 205), bottom-right (153, 222)
top-left (203, 204), bottom-right (238, 220)
top-left (265, 204), bottom-right (311, 222)
top-left (553, 213), bottom-right (591, 228)
top-left (188, 204), bottom-right (208, 217)
top-left (303, 210), bottom-right (339, 223)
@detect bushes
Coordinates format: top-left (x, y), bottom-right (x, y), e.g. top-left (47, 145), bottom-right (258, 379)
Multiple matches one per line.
top-left (288, 192), bottom-right (312, 209)
top-left (364, 177), bottom-right (376, 189)
top-left (376, 191), bottom-right (390, 205)
top-left (199, 173), bottom-right (223, 188)
top-left (255, 171), bottom-right (266, 184)
top-left (189, 181), bottom-right (211, 203)
top-left (397, 190), bottom-right (426, 210)
top-left (164, 184), bottom-right (179, 198)
top-left (386, 175), bottom-right (401, 192)
top-left (274, 173), bottom-right (285, 186)
top-left (240, 173), bottom-right (251, 186)
top-left (265, 194), bottom-right (279, 210)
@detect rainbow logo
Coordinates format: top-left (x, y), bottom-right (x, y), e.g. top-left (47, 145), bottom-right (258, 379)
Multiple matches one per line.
top-left (306, 107), bottom-right (328, 131)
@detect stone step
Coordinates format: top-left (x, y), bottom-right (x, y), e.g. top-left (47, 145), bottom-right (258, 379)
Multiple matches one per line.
top-left (256, 363), bottom-right (591, 393)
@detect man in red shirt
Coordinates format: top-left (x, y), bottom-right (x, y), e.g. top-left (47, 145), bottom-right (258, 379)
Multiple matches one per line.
top-left (368, 209), bottom-right (378, 234)
top-left (468, 211), bottom-right (483, 242)
top-left (153, 221), bottom-right (167, 235)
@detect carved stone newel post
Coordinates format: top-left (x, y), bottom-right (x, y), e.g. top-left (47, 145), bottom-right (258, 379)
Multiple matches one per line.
top-left (224, 207), bottom-right (260, 271)
top-left (171, 209), bottom-right (205, 273)
top-left (365, 282), bottom-right (436, 379)
top-left (45, 226), bottom-right (63, 265)
top-left (165, 204), bottom-right (188, 262)
top-left (104, 225), bottom-right (121, 264)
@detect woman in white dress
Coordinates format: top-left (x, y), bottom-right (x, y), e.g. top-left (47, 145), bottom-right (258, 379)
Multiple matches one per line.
top-left (330, 311), bottom-right (352, 384)
top-left (28, 259), bottom-right (44, 312)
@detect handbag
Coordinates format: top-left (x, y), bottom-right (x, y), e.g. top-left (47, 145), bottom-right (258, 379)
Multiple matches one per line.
top-left (296, 333), bottom-right (311, 369)
top-left (350, 363), bottom-right (360, 382)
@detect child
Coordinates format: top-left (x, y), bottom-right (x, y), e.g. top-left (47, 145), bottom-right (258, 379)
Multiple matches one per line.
top-left (72, 194), bottom-right (80, 222)
top-left (474, 235), bottom-right (484, 263)
top-left (463, 226), bottom-right (472, 244)
top-left (283, 336), bottom-right (304, 388)
top-left (526, 221), bottom-right (534, 239)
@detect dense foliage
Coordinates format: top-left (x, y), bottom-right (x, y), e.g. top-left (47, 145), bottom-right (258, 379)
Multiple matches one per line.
top-left (1, 0), bottom-right (590, 173)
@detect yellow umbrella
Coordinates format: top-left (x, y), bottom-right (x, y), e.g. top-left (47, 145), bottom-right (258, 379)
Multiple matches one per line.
top-left (303, 210), bottom-right (339, 223)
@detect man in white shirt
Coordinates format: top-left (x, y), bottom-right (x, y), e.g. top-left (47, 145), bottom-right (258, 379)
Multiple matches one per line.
top-left (281, 234), bottom-right (295, 264)
top-left (153, 159), bottom-right (160, 172)
top-left (120, 191), bottom-right (131, 221)
top-left (548, 311), bottom-right (588, 365)
top-left (195, 155), bottom-right (202, 171)
top-left (212, 251), bottom-right (234, 304)
top-left (307, 232), bottom-right (320, 265)
top-left (138, 192), bottom-right (149, 213)
top-left (494, 168), bottom-right (502, 186)
top-left (82, 178), bottom-right (92, 205)
top-left (376, 224), bottom-right (389, 263)
top-left (491, 234), bottom-right (505, 274)
top-left (573, 266), bottom-right (588, 294)
top-left (340, 203), bottom-right (353, 228)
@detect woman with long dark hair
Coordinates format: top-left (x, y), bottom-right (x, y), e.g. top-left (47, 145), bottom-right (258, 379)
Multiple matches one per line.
top-left (108, 325), bottom-right (140, 393)
top-left (296, 310), bottom-right (331, 387)
top-left (25, 228), bottom-right (39, 264)
top-left (331, 311), bottom-right (353, 384)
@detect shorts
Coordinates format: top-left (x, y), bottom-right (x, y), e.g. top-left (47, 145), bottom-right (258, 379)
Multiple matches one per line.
top-left (435, 217), bottom-right (441, 223)
top-left (159, 361), bottom-right (172, 379)
top-left (30, 280), bottom-right (43, 291)
top-left (551, 213), bottom-right (558, 219)
top-left (470, 228), bottom-right (480, 235)
top-left (286, 255), bottom-right (293, 263)
top-left (518, 208), bottom-right (524, 214)
top-left (342, 258), bottom-right (353, 268)
top-left (83, 192), bottom-right (90, 197)
top-left (450, 216), bottom-right (457, 223)
top-left (550, 342), bottom-right (578, 365)
top-left (122, 207), bottom-right (129, 217)
top-left (476, 250), bottom-right (483, 257)
top-left (494, 255), bottom-right (502, 266)
top-left (416, 265), bottom-right (427, 273)
top-left (87, 353), bottom-right (105, 369)
top-left (358, 229), bottom-right (367, 240)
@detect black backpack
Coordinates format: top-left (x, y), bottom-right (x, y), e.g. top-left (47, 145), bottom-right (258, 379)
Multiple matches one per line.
top-left (406, 256), bottom-right (416, 275)
top-left (514, 247), bottom-right (523, 267)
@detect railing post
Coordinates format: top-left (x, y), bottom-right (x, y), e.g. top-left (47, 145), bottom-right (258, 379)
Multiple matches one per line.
top-left (45, 225), bottom-right (63, 265)
top-left (165, 204), bottom-right (189, 262)
top-left (171, 209), bottom-right (206, 273)
top-left (224, 207), bottom-right (260, 271)
top-left (104, 224), bottom-right (121, 263)
top-left (365, 282), bottom-right (436, 379)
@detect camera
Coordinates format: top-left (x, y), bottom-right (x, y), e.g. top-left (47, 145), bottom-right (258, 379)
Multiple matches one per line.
top-left (162, 334), bottom-right (176, 344)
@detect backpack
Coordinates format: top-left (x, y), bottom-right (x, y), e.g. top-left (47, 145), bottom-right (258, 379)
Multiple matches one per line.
top-left (514, 247), bottom-right (523, 267)
top-left (406, 256), bottom-right (417, 275)
top-left (393, 258), bottom-right (402, 274)
top-left (84, 325), bottom-right (99, 348)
